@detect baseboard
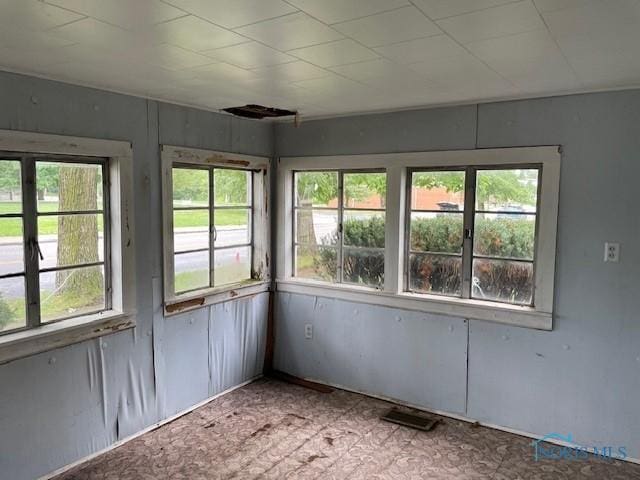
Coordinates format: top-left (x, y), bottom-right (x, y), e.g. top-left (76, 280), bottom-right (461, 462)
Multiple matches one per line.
top-left (41, 375), bottom-right (263, 480)
top-left (296, 375), bottom-right (640, 466)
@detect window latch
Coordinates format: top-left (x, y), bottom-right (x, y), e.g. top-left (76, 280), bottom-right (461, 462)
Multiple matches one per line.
top-left (464, 228), bottom-right (472, 239)
top-left (30, 238), bottom-right (44, 261)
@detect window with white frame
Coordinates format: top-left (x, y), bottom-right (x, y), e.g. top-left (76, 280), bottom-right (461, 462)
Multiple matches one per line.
top-left (161, 146), bottom-right (270, 310)
top-left (277, 147), bottom-right (560, 330)
top-left (293, 170), bottom-right (386, 288)
top-left (0, 130), bottom-right (135, 362)
top-left (406, 166), bottom-right (540, 306)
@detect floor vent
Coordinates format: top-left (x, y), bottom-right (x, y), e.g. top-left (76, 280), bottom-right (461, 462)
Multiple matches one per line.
top-left (222, 104), bottom-right (296, 119)
top-left (381, 408), bottom-right (439, 431)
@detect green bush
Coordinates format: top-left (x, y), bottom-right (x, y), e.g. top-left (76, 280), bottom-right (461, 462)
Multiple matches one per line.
top-left (0, 294), bottom-right (15, 330)
top-left (312, 215), bottom-right (534, 303)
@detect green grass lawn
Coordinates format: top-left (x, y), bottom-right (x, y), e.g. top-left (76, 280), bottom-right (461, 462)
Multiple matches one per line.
top-left (174, 264), bottom-right (252, 294)
top-left (0, 202), bottom-right (248, 236)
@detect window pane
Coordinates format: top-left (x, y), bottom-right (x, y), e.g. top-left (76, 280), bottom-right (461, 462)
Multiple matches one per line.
top-left (295, 171), bottom-right (338, 208)
top-left (214, 208), bottom-right (250, 247)
top-left (172, 167), bottom-right (209, 208)
top-left (344, 211), bottom-right (385, 248)
top-left (409, 253), bottom-right (462, 296)
top-left (36, 161), bottom-right (103, 212)
top-left (411, 171), bottom-right (465, 210)
top-left (0, 159), bottom-right (22, 213)
top-left (295, 245), bottom-right (336, 282)
top-left (343, 248), bottom-right (384, 288)
top-left (475, 169), bottom-right (539, 212)
top-left (0, 276), bottom-right (25, 332)
top-left (40, 265), bottom-right (105, 323)
top-left (175, 251), bottom-right (209, 293)
top-left (472, 258), bottom-right (533, 305)
top-left (295, 209), bottom-right (338, 246)
top-left (214, 169), bottom-right (250, 206)
top-left (173, 210), bottom-right (209, 252)
top-left (410, 212), bottom-right (463, 254)
top-left (0, 218), bottom-right (24, 275)
top-left (38, 214), bottom-right (104, 269)
top-left (214, 246), bottom-right (251, 286)
top-left (474, 215), bottom-right (536, 260)
top-left (343, 172), bottom-right (386, 209)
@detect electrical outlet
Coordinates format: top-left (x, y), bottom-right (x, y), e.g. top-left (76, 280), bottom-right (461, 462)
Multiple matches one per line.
top-left (304, 324), bottom-right (313, 339)
top-left (604, 242), bottom-right (620, 262)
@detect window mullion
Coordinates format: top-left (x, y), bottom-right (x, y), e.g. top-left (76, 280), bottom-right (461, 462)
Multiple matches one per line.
top-left (22, 156), bottom-right (41, 327)
top-left (209, 168), bottom-right (215, 288)
top-left (461, 167), bottom-right (476, 299)
top-left (337, 171), bottom-right (344, 284)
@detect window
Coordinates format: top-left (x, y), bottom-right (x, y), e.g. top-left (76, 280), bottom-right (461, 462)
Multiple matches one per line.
top-left (277, 147), bottom-right (560, 330)
top-left (293, 170), bottom-right (386, 288)
top-left (407, 167), bottom-right (540, 306)
top-left (0, 130), bottom-right (135, 363)
top-left (172, 166), bottom-right (252, 293)
top-left (161, 146), bottom-right (270, 312)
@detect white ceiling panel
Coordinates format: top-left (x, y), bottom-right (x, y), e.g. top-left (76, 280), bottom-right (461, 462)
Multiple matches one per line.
top-left (44, 0), bottom-right (184, 30)
top-left (374, 35), bottom-right (467, 65)
top-left (152, 15), bottom-right (247, 52)
top-left (0, 0), bottom-right (85, 31)
top-left (333, 6), bottom-right (441, 47)
top-left (163, 0), bottom-right (297, 29)
top-left (235, 12), bottom-right (343, 51)
top-left (203, 42), bottom-right (294, 69)
top-left (286, 0), bottom-right (410, 24)
top-left (437, 1), bottom-right (545, 44)
top-left (289, 39), bottom-right (379, 67)
top-left (411, 0), bottom-right (520, 19)
top-left (251, 61), bottom-right (330, 82)
top-left (0, 0), bottom-right (639, 118)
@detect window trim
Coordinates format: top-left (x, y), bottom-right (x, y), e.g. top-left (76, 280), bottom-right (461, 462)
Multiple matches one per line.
top-left (161, 145), bottom-right (270, 316)
top-left (277, 147), bottom-right (560, 330)
top-left (0, 129), bottom-right (136, 364)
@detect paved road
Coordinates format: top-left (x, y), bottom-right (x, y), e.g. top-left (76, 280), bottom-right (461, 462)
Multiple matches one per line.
top-left (0, 213), bottom-right (338, 298)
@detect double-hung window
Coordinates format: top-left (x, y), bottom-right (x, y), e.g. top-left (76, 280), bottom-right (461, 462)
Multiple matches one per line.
top-left (293, 170), bottom-right (386, 288)
top-left (0, 130), bottom-right (135, 362)
top-left (278, 147), bottom-right (560, 330)
top-left (161, 146), bottom-right (270, 313)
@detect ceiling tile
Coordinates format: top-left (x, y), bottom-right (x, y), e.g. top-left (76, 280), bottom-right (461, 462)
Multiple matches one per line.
top-left (333, 7), bottom-right (441, 47)
top-left (44, 0), bottom-right (184, 30)
top-left (437, 1), bottom-right (545, 44)
top-left (330, 58), bottom-right (435, 92)
top-left (533, 0), bottom-right (591, 13)
top-left (467, 29), bottom-right (580, 91)
top-left (235, 12), bottom-right (343, 51)
top-left (0, 26), bottom-right (74, 51)
top-left (48, 17), bottom-right (142, 51)
top-left (203, 42), bottom-right (295, 69)
top-left (152, 15), bottom-right (247, 52)
top-left (0, 0), bottom-right (85, 31)
top-left (137, 43), bottom-right (216, 70)
top-left (542, 0), bottom-right (640, 38)
top-left (251, 61), bottom-right (330, 82)
top-left (163, 0), bottom-right (297, 29)
top-left (289, 39), bottom-right (379, 67)
top-left (411, 0), bottom-right (519, 20)
top-left (293, 74), bottom-right (368, 98)
top-left (285, 0), bottom-right (410, 24)
top-left (374, 35), bottom-right (467, 65)
top-left (190, 62), bottom-right (258, 82)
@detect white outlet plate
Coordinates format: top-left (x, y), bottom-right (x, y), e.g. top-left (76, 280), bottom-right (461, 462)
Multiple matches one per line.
top-left (304, 324), bottom-right (313, 339)
top-left (604, 242), bottom-right (620, 262)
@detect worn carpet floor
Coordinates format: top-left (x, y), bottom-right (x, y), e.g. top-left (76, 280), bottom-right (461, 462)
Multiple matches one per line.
top-left (54, 378), bottom-right (640, 479)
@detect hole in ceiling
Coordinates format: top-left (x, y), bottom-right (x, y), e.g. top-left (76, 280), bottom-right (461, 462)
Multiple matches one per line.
top-left (222, 104), bottom-right (296, 119)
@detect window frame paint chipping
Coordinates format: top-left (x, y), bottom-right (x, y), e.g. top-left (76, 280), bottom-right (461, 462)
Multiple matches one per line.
top-left (0, 129), bottom-right (136, 364)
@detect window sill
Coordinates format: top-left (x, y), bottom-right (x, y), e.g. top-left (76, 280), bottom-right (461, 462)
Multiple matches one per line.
top-left (164, 280), bottom-right (271, 316)
top-left (276, 279), bottom-right (552, 330)
top-left (0, 310), bottom-right (136, 365)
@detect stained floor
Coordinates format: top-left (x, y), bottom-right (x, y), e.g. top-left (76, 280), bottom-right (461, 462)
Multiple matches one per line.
top-left (55, 378), bottom-right (640, 480)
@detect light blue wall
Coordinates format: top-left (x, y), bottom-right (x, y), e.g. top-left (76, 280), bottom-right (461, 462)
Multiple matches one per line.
top-left (0, 71), bottom-right (272, 480)
top-left (274, 90), bottom-right (640, 458)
